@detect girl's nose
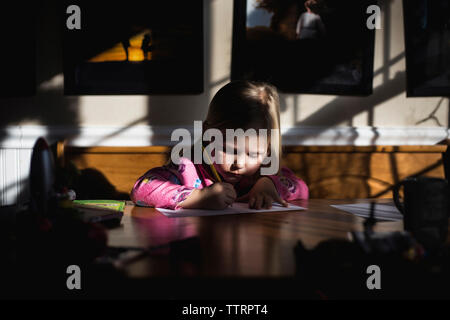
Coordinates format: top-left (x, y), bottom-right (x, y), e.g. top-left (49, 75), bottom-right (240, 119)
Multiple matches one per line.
top-left (231, 160), bottom-right (243, 171)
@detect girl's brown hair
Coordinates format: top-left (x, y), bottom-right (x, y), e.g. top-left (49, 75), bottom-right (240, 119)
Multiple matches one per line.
top-left (204, 80), bottom-right (282, 175)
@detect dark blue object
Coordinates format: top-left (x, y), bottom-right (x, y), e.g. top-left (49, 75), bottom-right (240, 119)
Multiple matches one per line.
top-left (30, 137), bottom-right (55, 217)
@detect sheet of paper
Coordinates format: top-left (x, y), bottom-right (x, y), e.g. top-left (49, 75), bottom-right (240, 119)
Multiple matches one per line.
top-left (331, 203), bottom-right (403, 221)
top-left (157, 202), bottom-right (305, 218)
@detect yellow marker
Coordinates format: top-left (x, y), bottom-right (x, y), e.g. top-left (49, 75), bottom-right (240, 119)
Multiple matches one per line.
top-left (202, 145), bottom-right (222, 182)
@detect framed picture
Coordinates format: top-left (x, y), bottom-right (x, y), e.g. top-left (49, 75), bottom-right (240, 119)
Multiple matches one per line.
top-left (0, 3), bottom-right (36, 97)
top-left (63, 1), bottom-right (203, 95)
top-left (403, 0), bottom-right (450, 97)
top-left (231, 0), bottom-right (376, 95)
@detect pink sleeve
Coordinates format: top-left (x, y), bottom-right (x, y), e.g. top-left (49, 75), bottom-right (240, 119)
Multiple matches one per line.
top-left (267, 167), bottom-right (309, 201)
top-left (130, 167), bottom-right (196, 210)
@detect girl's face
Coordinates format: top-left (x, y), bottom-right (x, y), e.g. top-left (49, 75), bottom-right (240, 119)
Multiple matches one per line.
top-left (213, 135), bottom-right (268, 183)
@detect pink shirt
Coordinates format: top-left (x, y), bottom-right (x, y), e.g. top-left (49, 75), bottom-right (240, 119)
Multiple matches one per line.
top-left (131, 157), bottom-right (309, 209)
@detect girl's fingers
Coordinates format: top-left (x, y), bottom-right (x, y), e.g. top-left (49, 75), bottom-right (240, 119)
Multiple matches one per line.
top-left (264, 195), bottom-right (272, 209)
top-left (224, 190), bottom-right (235, 201)
top-left (219, 182), bottom-right (233, 192)
top-left (228, 189), bottom-right (238, 200)
top-left (225, 194), bottom-right (236, 203)
top-left (274, 193), bottom-right (289, 207)
top-left (249, 197), bottom-right (256, 208)
top-left (222, 182), bottom-right (235, 191)
top-left (224, 185), bottom-right (237, 199)
top-left (224, 197), bottom-right (234, 206)
top-left (254, 196), bottom-right (263, 210)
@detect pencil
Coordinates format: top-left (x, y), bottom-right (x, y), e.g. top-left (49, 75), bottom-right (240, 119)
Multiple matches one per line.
top-left (202, 145), bottom-right (222, 182)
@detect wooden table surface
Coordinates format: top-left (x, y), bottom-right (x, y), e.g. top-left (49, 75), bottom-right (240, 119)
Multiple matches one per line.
top-left (107, 199), bottom-right (409, 279)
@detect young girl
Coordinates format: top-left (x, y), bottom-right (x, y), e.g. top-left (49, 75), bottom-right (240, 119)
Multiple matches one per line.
top-left (131, 81), bottom-right (308, 210)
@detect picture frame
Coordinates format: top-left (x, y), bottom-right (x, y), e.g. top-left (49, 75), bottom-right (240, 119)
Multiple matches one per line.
top-left (63, 0), bottom-right (204, 95)
top-left (231, 0), bottom-right (376, 95)
top-left (0, 3), bottom-right (36, 97)
top-left (403, 0), bottom-right (450, 97)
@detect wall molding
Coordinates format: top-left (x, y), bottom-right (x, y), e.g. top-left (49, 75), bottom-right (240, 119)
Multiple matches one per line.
top-left (0, 125), bottom-right (449, 148)
top-left (281, 126), bottom-right (450, 146)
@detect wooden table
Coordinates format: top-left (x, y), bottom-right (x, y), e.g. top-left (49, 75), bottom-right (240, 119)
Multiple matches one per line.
top-left (107, 199), bottom-right (405, 279)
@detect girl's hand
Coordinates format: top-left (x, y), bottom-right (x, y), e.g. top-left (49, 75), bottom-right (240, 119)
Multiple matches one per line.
top-left (180, 182), bottom-right (236, 210)
top-left (236, 177), bottom-right (289, 209)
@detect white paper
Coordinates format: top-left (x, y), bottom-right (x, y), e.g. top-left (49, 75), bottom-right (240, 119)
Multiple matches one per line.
top-left (331, 203), bottom-right (402, 221)
top-left (157, 202), bottom-right (305, 218)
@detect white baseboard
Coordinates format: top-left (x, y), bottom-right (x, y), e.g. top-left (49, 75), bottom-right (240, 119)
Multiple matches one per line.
top-left (1, 125), bottom-right (448, 148)
top-left (281, 126), bottom-right (450, 146)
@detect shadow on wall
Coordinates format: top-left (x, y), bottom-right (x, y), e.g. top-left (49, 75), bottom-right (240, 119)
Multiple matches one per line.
top-left (145, 0), bottom-right (223, 137)
top-left (0, 0), bottom-right (80, 134)
top-left (298, 71), bottom-right (406, 128)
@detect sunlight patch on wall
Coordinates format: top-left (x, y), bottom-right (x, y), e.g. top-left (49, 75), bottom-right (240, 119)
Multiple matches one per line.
top-left (209, 0), bottom-right (233, 92)
top-left (79, 95), bottom-right (150, 126)
top-left (38, 73), bottom-right (64, 91)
